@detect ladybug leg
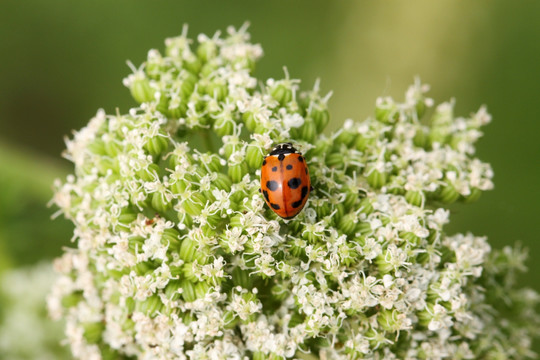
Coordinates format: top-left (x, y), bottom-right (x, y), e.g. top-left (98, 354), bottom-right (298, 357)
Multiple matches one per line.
top-left (310, 185), bottom-right (314, 191)
top-left (258, 188), bottom-right (262, 193)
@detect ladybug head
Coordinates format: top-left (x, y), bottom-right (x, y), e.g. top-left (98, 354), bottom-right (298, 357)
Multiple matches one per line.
top-left (269, 142), bottom-right (299, 156)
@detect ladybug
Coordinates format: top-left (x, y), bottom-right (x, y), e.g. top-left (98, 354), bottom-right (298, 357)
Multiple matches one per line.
top-left (259, 143), bottom-right (312, 219)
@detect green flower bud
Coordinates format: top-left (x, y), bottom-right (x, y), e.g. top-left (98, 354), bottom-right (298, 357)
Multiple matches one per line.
top-left (182, 262), bottom-right (199, 282)
top-left (326, 152), bottom-right (346, 169)
top-left (343, 189), bottom-right (359, 211)
top-left (299, 119), bottom-right (317, 143)
top-left (137, 163), bottom-right (160, 182)
top-left (181, 280), bottom-right (196, 302)
top-left (214, 115), bottom-right (236, 137)
top-left (400, 231), bottom-right (420, 245)
top-left (82, 321), bottom-right (105, 344)
top-left (386, 176), bottom-right (406, 195)
top-left (134, 261), bottom-right (156, 276)
top-left (223, 311), bottom-right (238, 329)
top-left (438, 182), bottom-right (460, 204)
top-left (151, 191), bottom-right (172, 213)
top-left (335, 129), bottom-right (357, 148)
top-left (376, 251), bottom-right (394, 274)
top-left (170, 179), bottom-right (190, 195)
top-left (214, 172), bottom-right (232, 192)
top-left (61, 292), bottom-right (83, 308)
top-left (270, 82), bottom-right (293, 105)
top-left (194, 282), bottom-right (211, 299)
top-left (162, 228), bottom-right (181, 250)
top-left (356, 221), bottom-right (371, 235)
top-left (309, 137), bottom-right (332, 157)
top-left (200, 61), bottom-right (218, 78)
top-left (197, 152), bottom-right (223, 173)
top-left (182, 192), bottom-right (207, 216)
top-left (405, 190), bottom-right (424, 207)
top-left (301, 226), bottom-right (321, 244)
top-left (96, 157), bottom-right (120, 175)
top-left (184, 57), bottom-right (202, 75)
top-left (377, 309), bottom-right (402, 333)
top-left (125, 297), bottom-right (135, 313)
top-left (375, 98), bottom-right (399, 124)
top-left (193, 245), bottom-right (212, 264)
top-left (197, 40), bottom-right (217, 63)
top-left (339, 242), bottom-right (360, 267)
top-left (246, 143), bottom-right (264, 169)
top-left (271, 283), bottom-right (289, 301)
top-left (312, 198), bottom-right (331, 218)
top-left (338, 213), bottom-right (357, 236)
top-left (117, 207), bottom-right (137, 229)
top-left (137, 294), bottom-right (163, 315)
top-left (206, 81), bottom-right (228, 101)
top-left (415, 99), bottom-right (426, 119)
top-left (417, 303), bottom-right (435, 328)
top-left (428, 128), bottom-right (450, 146)
top-left (164, 280), bottom-right (182, 301)
top-left (222, 141), bottom-right (241, 159)
top-left (168, 99), bottom-right (188, 119)
top-left (241, 112), bottom-right (258, 132)
top-left (354, 134), bottom-right (375, 152)
top-left (104, 139), bottom-right (121, 157)
top-left (88, 138), bottom-right (107, 155)
top-left (413, 127), bottom-right (428, 148)
top-left (253, 352), bottom-right (267, 360)
top-left (130, 77), bottom-right (155, 104)
top-left (232, 267), bottom-right (252, 289)
top-left (253, 124), bottom-right (271, 135)
top-left (228, 162), bottom-right (248, 183)
top-left (179, 237), bottom-right (198, 262)
top-left (334, 203), bottom-right (346, 224)
top-left (367, 169), bottom-right (387, 189)
top-left (311, 105), bottom-right (330, 133)
top-left (156, 92), bottom-right (170, 115)
top-left (290, 237), bottom-right (307, 257)
top-left (128, 236), bottom-right (145, 254)
top-left (464, 187), bottom-right (482, 203)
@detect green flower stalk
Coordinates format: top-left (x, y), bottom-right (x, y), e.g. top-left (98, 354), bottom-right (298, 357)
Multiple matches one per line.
top-left (50, 25), bottom-right (539, 359)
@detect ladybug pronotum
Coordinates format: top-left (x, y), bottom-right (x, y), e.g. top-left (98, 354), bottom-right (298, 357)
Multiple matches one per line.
top-left (259, 143), bottom-right (312, 219)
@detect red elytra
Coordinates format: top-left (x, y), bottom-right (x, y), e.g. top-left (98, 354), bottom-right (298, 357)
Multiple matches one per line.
top-left (260, 143), bottom-right (311, 219)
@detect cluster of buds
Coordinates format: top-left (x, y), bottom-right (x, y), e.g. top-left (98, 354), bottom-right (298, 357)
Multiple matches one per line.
top-left (49, 25), bottom-right (539, 359)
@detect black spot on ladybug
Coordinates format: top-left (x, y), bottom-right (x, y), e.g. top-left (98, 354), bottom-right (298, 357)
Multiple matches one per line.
top-left (298, 156), bottom-right (304, 162)
top-left (292, 187), bottom-right (309, 209)
top-left (266, 180), bottom-right (279, 191)
top-left (278, 154), bottom-right (285, 161)
top-left (286, 164), bottom-right (293, 170)
top-left (272, 166), bottom-right (278, 172)
top-left (262, 159), bottom-right (267, 166)
top-left (271, 203), bottom-right (281, 210)
top-left (263, 190), bottom-right (270, 202)
top-left (288, 177), bottom-right (302, 189)
top-left (301, 185), bottom-right (308, 199)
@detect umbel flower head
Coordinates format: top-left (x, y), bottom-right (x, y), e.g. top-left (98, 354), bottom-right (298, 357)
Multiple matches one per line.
top-left (49, 25), bottom-right (539, 359)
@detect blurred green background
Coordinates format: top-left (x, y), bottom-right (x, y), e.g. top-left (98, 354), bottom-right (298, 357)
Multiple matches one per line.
top-left (0, 0), bottom-right (539, 356)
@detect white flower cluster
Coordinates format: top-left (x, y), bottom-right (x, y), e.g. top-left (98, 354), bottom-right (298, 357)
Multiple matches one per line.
top-left (0, 263), bottom-right (69, 360)
top-left (50, 25), bottom-right (539, 359)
